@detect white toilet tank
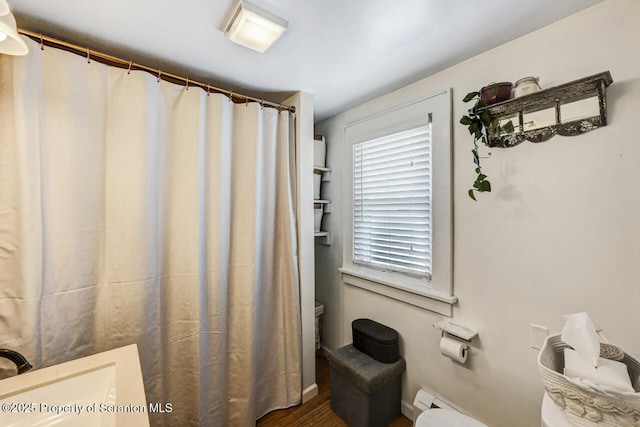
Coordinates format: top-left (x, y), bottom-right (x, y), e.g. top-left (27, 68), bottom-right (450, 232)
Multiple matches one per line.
top-left (413, 389), bottom-right (486, 427)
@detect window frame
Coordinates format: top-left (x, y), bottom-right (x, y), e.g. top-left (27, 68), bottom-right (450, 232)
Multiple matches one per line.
top-left (339, 89), bottom-right (456, 315)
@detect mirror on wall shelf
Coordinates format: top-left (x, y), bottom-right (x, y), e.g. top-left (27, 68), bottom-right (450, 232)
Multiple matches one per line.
top-left (560, 96), bottom-right (601, 123)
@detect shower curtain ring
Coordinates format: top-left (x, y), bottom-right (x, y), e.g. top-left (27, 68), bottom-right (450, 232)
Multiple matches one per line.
top-left (39, 34), bottom-right (44, 51)
top-left (206, 84), bottom-right (210, 96)
top-left (228, 92), bottom-right (234, 103)
top-left (127, 61), bottom-right (133, 75)
top-left (245, 96), bottom-right (249, 106)
top-left (157, 70), bottom-right (162, 83)
top-left (185, 77), bottom-right (189, 91)
top-left (86, 47), bottom-right (90, 64)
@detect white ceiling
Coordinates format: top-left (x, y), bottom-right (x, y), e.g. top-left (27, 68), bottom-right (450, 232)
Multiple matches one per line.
top-left (11, 0), bottom-right (602, 122)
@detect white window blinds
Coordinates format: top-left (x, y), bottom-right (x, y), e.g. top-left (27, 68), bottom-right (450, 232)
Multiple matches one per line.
top-left (353, 117), bottom-right (433, 279)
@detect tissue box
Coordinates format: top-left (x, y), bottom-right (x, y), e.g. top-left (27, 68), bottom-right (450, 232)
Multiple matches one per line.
top-left (314, 204), bottom-right (323, 233)
top-left (313, 171), bottom-right (322, 200)
top-left (538, 334), bottom-right (640, 426)
top-left (314, 135), bottom-right (326, 168)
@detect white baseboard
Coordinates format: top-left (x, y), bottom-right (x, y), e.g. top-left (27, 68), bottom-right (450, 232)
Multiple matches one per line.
top-left (319, 344), bottom-right (331, 358)
top-left (302, 383), bottom-right (318, 403)
top-left (401, 399), bottom-right (415, 424)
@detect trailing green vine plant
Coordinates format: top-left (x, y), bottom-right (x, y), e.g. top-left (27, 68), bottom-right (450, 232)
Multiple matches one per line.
top-left (460, 90), bottom-right (514, 201)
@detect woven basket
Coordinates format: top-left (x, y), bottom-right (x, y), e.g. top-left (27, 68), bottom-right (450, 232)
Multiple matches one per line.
top-left (538, 334), bottom-right (640, 426)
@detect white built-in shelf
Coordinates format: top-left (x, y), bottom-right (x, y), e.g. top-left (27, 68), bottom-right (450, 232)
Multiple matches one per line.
top-left (314, 231), bottom-right (331, 246)
top-left (314, 199), bottom-right (331, 213)
top-left (313, 166), bottom-right (331, 182)
top-left (313, 135), bottom-right (331, 245)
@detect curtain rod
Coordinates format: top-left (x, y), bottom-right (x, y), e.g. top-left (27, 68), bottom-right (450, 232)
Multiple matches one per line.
top-left (17, 29), bottom-right (296, 114)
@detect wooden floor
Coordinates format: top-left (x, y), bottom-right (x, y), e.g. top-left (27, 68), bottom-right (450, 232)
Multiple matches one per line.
top-left (257, 355), bottom-right (412, 427)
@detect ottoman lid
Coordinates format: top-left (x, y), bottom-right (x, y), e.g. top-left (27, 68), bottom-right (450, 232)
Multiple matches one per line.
top-left (352, 319), bottom-right (398, 345)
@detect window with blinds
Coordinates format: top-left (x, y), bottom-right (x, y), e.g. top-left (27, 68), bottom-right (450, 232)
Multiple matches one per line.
top-left (352, 117), bottom-right (432, 279)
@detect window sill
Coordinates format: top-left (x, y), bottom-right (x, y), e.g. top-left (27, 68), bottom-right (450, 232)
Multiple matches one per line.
top-left (339, 267), bottom-right (457, 316)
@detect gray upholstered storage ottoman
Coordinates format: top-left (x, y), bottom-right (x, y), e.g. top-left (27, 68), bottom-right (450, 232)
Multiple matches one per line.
top-left (330, 344), bottom-right (406, 427)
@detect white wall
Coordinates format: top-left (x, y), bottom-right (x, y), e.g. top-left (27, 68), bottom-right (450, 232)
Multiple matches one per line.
top-left (314, 1), bottom-right (640, 425)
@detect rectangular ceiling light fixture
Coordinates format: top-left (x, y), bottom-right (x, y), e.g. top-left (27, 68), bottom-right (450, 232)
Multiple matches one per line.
top-left (0, 0), bottom-right (28, 55)
top-left (224, 0), bottom-right (288, 53)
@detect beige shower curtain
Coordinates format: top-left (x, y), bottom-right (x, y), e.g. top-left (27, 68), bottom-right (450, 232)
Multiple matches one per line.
top-left (0, 37), bottom-right (301, 426)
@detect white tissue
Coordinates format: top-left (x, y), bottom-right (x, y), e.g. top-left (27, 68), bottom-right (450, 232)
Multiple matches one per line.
top-left (564, 349), bottom-right (635, 393)
top-left (561, 312), bottom-right (600, 368)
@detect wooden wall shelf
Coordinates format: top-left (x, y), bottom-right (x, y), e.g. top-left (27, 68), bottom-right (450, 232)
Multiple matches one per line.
top-left (476, 71), bottom-right (613, 147)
